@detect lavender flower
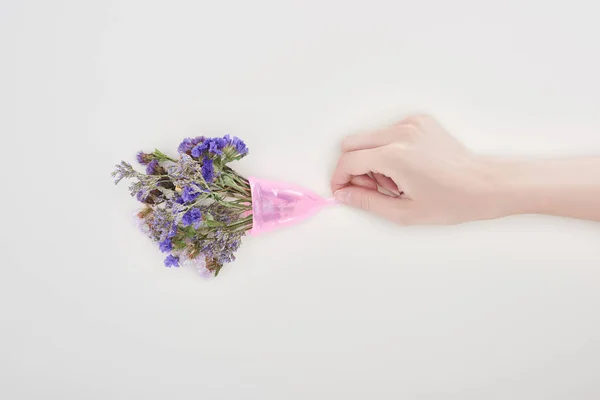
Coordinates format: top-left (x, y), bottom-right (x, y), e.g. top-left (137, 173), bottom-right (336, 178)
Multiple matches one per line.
top-left (149, 209), bottom-right (173, 241)
top-left (159, 238), bottom-right (173, 253)
top-left (136, 151), bottom-right (155, 165)
top-left (136, 190), bottom-right (147, 202)
top-left (191, 142), bottom-right (209, 158)
top-left (177, 138), bottom-right (194, 154)
top-left (209, 139), bottom-right (224, 155)
top-left (201, 156), bottom-right (214, 182)
top-left (191, 136), bottom-right (205, 146)
top-left (146, 159), bottom-right (162, 175)
top-left (192, 138), bottom-right (227, 158)
top-left (182, 208), bottom-right (202, 227)
top-left (231, 136), bottom-right (248, 155)
top-left (178, 137), bottom-right (206, 154)
top-left (164, 255), bottom-right (180, 268)
top-left (181, 185), bottom-right (200, 203)
top-left (111, 161), bottom-right (136, 184)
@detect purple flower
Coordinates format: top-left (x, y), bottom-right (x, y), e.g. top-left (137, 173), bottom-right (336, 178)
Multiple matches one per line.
top-left (231, 136), bottom-right (248, 155)
top-left (190, 137), bottom-right (235, 157)
top-left (178, 138), bottom-right (193, 154)
top-left (164, 255), bottom-right (180, 268)
top-left (178, 137), bottom-right (206, 154)
top-left (182, 208), bottom-right (202, 227)
top-left (146, 159), bottom-right (161, 175)
top-left (201, 156), bottom-right (214, 182)
top-left (136, 190), bottom-right (147, 202)
top-left (159, 238), bottom-right (173, 253)
top-left (136, 151), bottom-right (154, 165)
top-left (191, 141), bottom-right (209, 158)
top-left (167, 224), bottom-right (177, 238)
top-left (174, 196), bottom-right (184, 205)
top-left (191, 136), bottom-right (205, 145)
top-left (208, 139), bottom-right (223, 155)
top-left (181, 185), bottom-right (200, 203)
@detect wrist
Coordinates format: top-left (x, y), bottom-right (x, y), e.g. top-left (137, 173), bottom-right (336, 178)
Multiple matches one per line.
top-left (481, 156), bottom-right (600, 221)
top-left (477, 156), bottom-right (538, 218)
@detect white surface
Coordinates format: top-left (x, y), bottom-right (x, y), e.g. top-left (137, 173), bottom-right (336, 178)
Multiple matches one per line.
top-left (2, 0), bottom-right (600, 398)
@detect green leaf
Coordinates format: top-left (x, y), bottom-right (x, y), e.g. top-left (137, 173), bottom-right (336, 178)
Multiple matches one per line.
top-left (213, 264), bottom-right (223, 277)
top-left (173, 240), bottom-right (187, 250)
top-left (153, 149), bottom-right (176, 162)
top-left (183, 226), bottom-right (196, 238)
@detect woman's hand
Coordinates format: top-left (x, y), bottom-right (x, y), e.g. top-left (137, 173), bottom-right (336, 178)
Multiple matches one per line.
top-left (331, 115), bottom-right (511, 225)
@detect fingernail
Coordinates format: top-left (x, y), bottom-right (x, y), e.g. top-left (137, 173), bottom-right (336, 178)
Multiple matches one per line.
top-left (334, 190), bottom-right (349, 204)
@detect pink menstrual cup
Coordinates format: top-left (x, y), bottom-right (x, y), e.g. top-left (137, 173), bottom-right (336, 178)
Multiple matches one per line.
top-left (248, 177), bottom-right (336, 236)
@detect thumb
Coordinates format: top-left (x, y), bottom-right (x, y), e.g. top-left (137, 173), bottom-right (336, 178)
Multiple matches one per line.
top-left (334, 186), bottom-right (410, 223)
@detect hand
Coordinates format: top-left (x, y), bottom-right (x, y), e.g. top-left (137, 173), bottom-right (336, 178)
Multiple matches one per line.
top-left (330, 115), bottom-right (506, 225)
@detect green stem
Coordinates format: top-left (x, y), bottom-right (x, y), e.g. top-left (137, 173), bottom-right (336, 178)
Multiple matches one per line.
top-left (226, 215), bottom-right (253, 230)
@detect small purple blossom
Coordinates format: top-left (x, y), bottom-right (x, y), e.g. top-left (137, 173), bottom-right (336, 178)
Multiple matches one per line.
top-left (192, 138), bottom-right (227, 157)
top-left (167, 224), bottom-right (177, 238)
top-left (146, 159), bottom-right (161, 175)
top-left (178, 137), bottom-right (206, 154)
top-left (136, 151), bottom-right (155, 165)
top-left (191, 141), bottom-right (209, 158)
top-left (191, 136), bottom-right (205, 145)
top-left (159, 238), bottom-right (173, 253)
top-left (208, 139), bottom-right (223, 155)
top-left (178, 138), bottom-right (194, 154)
top-left (174, 196), bottom-right (184, 205)
top-left (231, 136), bottom-right (248, 155)
top-left (136, 190), bottom-right (147, 202)
top-left (164, 255), bottom-right (180, 268)
top-left (181, 186), bottom-right (200, 203)
top-left (182, 208), bottom-right (202, 227)
top-left (201, 156), bottom-right (214, 182)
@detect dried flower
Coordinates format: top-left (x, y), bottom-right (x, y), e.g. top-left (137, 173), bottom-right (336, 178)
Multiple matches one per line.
top-left (181, 185), bottom-right (200, 203)
top-left (145, 160), bottom-right (163, 175)
top-left (201, 156), bottom-right (214, 182)
top-left (182, 208), bottom-right (202, 227)
top-left (231, 136), bottom-right (248, 155)
top-left (136, 151), bottom-right (155, 165)
top-left (113, 134), bottom-right (252, 277)
top-left (164, 255), bottom-right (180, 268)
top-left (159, 238), bottom-right (173, 253)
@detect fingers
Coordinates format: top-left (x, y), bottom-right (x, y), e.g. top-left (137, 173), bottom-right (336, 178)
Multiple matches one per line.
top-left (341, 125), bottom-right (417, 153)
top-left (372, 173), bottom-right (400, 195)
top-left (350, 174), bottom-right (378, 190)
top-left (330, 147), bottom-right (389, 192)
top-left (350, 173), bottom-right (401, 195)
top-left (342, 115), bottom-right (435, 154)
top-left (333, 186), bottom-right (413, 224)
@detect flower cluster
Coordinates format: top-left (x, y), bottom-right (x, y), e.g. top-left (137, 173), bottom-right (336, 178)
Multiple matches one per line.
top-left (112, 135), bottom-right (252, 277)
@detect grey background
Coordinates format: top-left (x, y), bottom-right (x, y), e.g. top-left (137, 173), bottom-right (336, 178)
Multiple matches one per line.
top-left (2, 0), bottom-right (600, 399)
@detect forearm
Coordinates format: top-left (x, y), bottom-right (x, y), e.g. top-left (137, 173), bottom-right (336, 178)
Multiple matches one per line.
top-left (490, 157), bottom-right (600, 222)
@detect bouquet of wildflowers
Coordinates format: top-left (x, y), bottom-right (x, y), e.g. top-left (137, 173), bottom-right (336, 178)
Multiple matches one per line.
top-left (113, 135), bottom-right (335, 277)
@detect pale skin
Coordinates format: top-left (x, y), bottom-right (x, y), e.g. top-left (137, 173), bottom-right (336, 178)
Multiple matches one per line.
top-left (330, 115), bottom-right (600, 224)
